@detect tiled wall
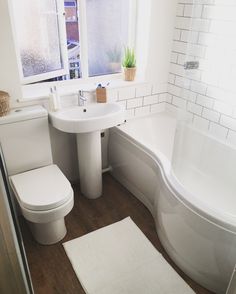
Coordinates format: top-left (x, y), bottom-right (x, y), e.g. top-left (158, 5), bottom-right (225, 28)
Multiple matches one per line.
top-left (59, 82), bottom-right (168, 120)
top-left (167, 0), bottom-right (236, 145)
top-left (107, 83), bottom-right (167, 119)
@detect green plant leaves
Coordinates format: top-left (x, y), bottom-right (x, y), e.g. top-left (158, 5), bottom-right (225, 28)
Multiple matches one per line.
top-left (122, 46), bottom-right (136, 68)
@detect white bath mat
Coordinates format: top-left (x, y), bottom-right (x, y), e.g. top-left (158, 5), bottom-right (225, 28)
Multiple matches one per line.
top-left (63, 217), bottom-right (195, 294)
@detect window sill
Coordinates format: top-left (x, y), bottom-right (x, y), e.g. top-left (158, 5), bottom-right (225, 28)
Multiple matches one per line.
top-left (19, 74), bottom-right (146, 102)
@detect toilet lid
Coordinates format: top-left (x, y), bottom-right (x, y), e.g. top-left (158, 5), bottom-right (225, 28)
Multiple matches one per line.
top-left (10, 165), bottom-right (73, 211)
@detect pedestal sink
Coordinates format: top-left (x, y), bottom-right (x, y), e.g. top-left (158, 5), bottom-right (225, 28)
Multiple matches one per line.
top-left (49, 103), bottom-right (125, 199)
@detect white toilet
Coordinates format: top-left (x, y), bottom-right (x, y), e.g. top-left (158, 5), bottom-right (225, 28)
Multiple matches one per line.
top-left (0, 105), bottom-right (74, 245)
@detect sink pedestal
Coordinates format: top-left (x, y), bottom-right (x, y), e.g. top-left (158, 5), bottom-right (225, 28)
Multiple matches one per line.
top-left (49, 102), bottom-right (125, 199)
top-left (76, 131), bottom-right (102, 199)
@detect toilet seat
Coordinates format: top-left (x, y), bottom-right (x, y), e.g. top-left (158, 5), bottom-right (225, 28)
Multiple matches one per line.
top-left (10, 164), bottom-right (72, 211)
top-left (19, 192), bottom-right (74, 224)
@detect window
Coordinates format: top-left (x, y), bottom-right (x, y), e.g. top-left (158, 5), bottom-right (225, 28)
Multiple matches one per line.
top-left (11, 0), bottom-right (136, 85)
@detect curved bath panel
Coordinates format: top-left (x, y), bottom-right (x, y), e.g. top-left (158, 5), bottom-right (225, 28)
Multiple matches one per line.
top-left (109, 113), bottom-right (236, 294)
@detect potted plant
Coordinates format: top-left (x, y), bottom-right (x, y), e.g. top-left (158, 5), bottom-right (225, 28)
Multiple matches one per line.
top-left (122, 46), bottom-right (136, 81)
top-left (106, 46), bottom-right (122, 73)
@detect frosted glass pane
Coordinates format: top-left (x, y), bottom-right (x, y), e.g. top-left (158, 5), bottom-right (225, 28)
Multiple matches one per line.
top-left (86, 0), bottom-right (129, 76)
top-left (13, 0), bottom-right (63, 78)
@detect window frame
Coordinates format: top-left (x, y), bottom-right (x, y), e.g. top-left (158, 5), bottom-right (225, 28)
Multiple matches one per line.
top-left (78, 0), bottom-right (137, 80)
top-left (12, 0), bottom-right (137, 87)
top-left (11, 0), bottom-right (69, 85)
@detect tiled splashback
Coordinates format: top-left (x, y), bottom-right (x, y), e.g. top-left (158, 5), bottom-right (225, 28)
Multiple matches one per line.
top-left (109, 83), bottom-right (167, 119)
top-left (167, 0), bottom-right (236, 145)
top-left (58, 82), bottom-right (168, 120)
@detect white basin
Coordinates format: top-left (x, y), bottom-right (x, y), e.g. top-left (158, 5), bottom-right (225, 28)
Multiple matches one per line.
top-left (49, 103), bottom-right (125, 199)
top-left (49, 103), bottom-right (124, 133)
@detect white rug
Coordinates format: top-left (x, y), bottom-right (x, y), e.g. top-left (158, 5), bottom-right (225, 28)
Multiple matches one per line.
top-left (63, 217), bottom-right (195, 294)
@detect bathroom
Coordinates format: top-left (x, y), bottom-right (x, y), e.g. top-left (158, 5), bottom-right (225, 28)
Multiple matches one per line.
top-left (1, 0), bottom-right (236, 293)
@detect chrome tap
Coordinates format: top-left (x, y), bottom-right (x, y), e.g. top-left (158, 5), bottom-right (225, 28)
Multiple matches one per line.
top-left (78, 90), bottom-right (87, 106)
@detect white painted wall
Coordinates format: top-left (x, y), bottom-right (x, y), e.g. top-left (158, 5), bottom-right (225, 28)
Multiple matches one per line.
top-left (145, 0), bottom-right (178, 84)
top-left (0, 0), bottom-right (22, 103)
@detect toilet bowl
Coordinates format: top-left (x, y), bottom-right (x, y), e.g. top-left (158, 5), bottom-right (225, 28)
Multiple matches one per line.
top-left (10, 165), bottom-right (74, 245)
top-left (0, 105), bottom-right (74, 245)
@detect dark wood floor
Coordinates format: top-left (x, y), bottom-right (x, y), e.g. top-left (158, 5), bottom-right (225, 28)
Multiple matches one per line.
top-left (20, 174), bottom-right (213, 294)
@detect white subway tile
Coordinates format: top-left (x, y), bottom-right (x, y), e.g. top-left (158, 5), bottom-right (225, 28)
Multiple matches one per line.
top-left (188, 44), bottom-right (206, 58)
top-left (166, 93), bottom-right (173, 103)
top-left (202, 108), bottom-right (220, 122)
top-left (175, 17), bottom-right (192, 30)
top-left (143, 95), bottom-right (159, 105)
top-left (116, 100), bottom-right (127, 109)
top-left (178, 0), bottom-right (194, 3)
top-left (168, 0), bottom-right (236, 128)
top-left (177, 4), bottom-right (184, 16)
top-left (177, 54), bottom-right (186, 65)
top-left (190, 80), bottom-right (207, 94)
top-left (172, 41), bottom-right (188, 54)
top-left (197, 58), bottom-right (209, 71)
top-left (118, 87), bottom-right (136, 100)
top-left (181, 30), bottom-right (199, 43)
top-left (209, 122), bottom-right (228, 140)
top-left (184, 4), bottom-right (202, 18)
top-left (168, 73), bottom-right (176, 84)
top-left (194, 0), bottom-right (214, 4)
top-left (135, 84), bottom-right (152, 97)
top-left (169, 84), bottom-right (182, 97)
top-left (151, 103), bottom-right (166, 113)
top-left (172, 96), bottom-right (187, 109)
top-left (182, 89), bottom-right (197, 102)
top-left (159, 93), bottom-right (167, 103)
top-left (214, 101), bottom-right (233, 116)
top-left (127, 97), bottom-right (143, 109)
top-left (220, 115), bottom-right (236, 131)
top-left (187, 102), bottom-right (202, 115)
top-left (171, 52), bottom-right (178, 63)
top-left (152, 83), bottom-right (167, 94)
top-left (185, 69), bottom-right (202, 81)
top-left (175, 76), bottom-right (191, 89)
top-left (174, 29), bottom-right (181, 40)
top-left (196, 94), bottom-right (214, 108)
top-left (191, 19), bottom-right (210, 32)
top-left (202, 5), bottom-right (214, 19)
top-left (183, 4), bottom-right (193, 17)
top-left (170, 63), bottom-right (185, 76)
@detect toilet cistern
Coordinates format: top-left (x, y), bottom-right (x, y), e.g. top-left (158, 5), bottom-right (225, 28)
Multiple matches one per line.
top-left (0, 106), bottom-right (74, 245)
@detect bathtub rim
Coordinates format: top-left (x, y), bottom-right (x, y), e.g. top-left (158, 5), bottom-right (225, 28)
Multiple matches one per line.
top-left (111, 120), bottom-right (236, 235)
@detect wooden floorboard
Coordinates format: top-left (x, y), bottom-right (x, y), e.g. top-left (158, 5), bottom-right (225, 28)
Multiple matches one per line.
top-left (20, 173), bottom-right (214, 294)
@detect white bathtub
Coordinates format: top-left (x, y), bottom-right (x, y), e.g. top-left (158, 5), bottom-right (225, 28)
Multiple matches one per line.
top-left (109, 112), bottom-right (236, 294)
